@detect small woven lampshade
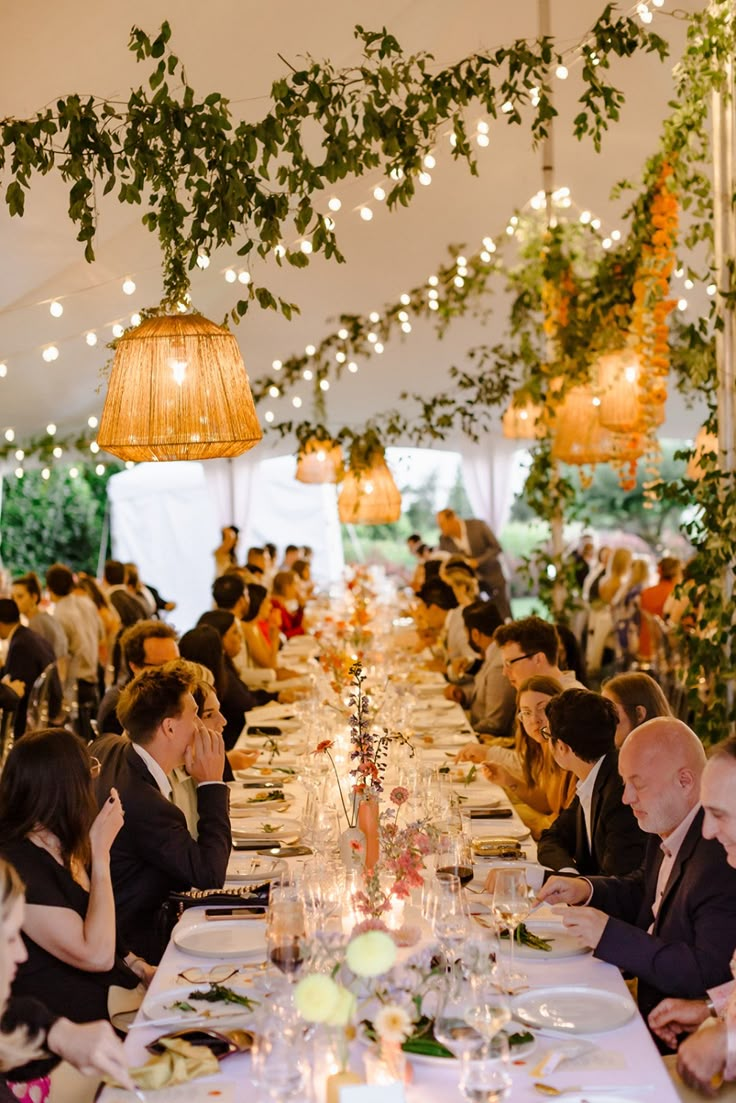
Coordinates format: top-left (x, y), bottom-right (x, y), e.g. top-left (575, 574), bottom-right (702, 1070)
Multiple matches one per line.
top-left (295, 437), bottom-right (344, 484)
top-left (687, 426), bottom-right (719, 479)
top-left (597, 350), bottom-right (641, 433)
top-left (338, 456), bottom-right (402, 524)
top-left (97, 313), bottom-right (262, 461)
top-left (502, 394), bottom-right (544, 440)
top-left (551, 385), bottom-right (615, 465)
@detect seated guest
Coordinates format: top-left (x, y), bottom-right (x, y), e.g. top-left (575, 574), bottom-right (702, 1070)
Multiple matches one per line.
top-left (241, 585), bottom-right (299, 680)
top-left (440, 558), bottom-right (479, 666)
top-left (96, 620), bottom-right (179, 736)
top-left (292, 558), bottom-right (314, 604)
top-left (538, 719), bottom-right (736, 1029)
top-left (536, 689), bottom-right (646, 876)
top-left (270, 571), bottom-right (306, 638)
top-left (639, 555), bottom-right (681, 660)
top-left (601, 672), bottom-right (672, 748)
top-left (101, 560), bottom-right (146, 628)
top-left (555, 622), bottom-right (588, 687)
top-left (124, 563), bottom-right (176, 619)
top-left (481, 677), bottom-right (574, 835)
top-left (95, 662), bottom-right (231, 963)
top-left (415, 578), bottom-right (458, 656)
top-left (494, 616), bottom-right (585, 691)
top-left (0, 730), bottom-right (149, 1029)
top-left (190, 616), bottom-right (263, 748)
top-left (445, 601), bottom-right (516, 740)
top-left (45, 563), bottom-right (102, 741)
top-left (74, 575), bottom-right (120, 691)
top-left (279, 545), bottom-right (300, 572)
top-left (0, 858), bottom-right (135, 1099)
top-left (10, 574), bottom-right (68, 664)
top-left (0, 600), bottom-right (59, 740)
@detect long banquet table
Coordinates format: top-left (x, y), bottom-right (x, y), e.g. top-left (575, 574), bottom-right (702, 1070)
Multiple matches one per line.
top-left (100, 629), bottom-right (682, 1103)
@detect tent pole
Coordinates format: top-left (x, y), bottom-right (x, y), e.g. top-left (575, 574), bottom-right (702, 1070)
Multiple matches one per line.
top-left (712, 34), bottom-right (736, 719)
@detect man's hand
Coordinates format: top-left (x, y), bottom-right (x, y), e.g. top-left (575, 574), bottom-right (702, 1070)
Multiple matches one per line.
top-left (677, 1022), bottom-right (728, 1097)
top-left (227, 749), bottom-right (259, 772)
top-left (186, 721), bottom-right (225, 783)
top-left (1, 675), bottom-right (25, 698)
top-left (47, 1018), bottom-right (135, 1090)
top-left (455, 742), bottom-right (488, 763)
top-left (445, 685), bottom-right (465, 704)
top-left (536, 875), bottom-right (590, 906)
top-left (648, 998), bottom-right (712, 1049)
top-left (559, 905), bottom-right (608, 949)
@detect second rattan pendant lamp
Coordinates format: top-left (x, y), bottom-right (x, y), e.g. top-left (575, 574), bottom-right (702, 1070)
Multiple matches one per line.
top-left (97, 313), bottom-right (262, 461)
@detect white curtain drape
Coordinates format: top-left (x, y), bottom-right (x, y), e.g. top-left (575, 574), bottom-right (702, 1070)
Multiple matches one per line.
top-left (460, 440), bottom-right (528, 534)
top-left (202, 453), bottom-right (261, 538)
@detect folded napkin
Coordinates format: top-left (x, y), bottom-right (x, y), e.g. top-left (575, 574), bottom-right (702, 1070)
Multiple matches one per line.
top-left (110, 1038), bottom-right (219, 1091)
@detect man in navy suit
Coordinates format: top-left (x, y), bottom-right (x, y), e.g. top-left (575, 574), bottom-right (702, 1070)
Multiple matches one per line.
top-left (0, 598), bottom-right (57, 738)
top-left (537, 689), bottom-right (646, 877)
top-left (538, 718), bottom-right (736, 1037)
top-left (95, 661), bottom-right (231, 963)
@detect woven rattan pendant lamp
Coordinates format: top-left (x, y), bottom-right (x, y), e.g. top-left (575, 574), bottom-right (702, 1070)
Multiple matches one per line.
top-left (337, 446), bottom-right (401, 524)
top-left (295, 437), bottom-right (344, 484)
top-left (97, 313), bottom-right (262, 461)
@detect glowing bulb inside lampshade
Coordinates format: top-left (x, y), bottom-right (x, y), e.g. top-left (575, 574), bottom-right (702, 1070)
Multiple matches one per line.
top-left (49, 300), bottom-right (63, 318)
top-left (364, 481), bottom-right (374, 495)
top-left (86, 332), bottom-right (98, 346)
top-left (316, 450), bottom-right (326, 462)
top-left (122, 278), bottom-right (136, 295)
top-left (624, 365), bottom-right (638, 384)
top-left (170, 358), bottom-right (188, 386)
top-left (46, 423), bottom-right (57, 436)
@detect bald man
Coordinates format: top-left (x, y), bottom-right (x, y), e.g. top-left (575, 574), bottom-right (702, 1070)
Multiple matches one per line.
top-left (538, 718), bottom-right (736, 1035)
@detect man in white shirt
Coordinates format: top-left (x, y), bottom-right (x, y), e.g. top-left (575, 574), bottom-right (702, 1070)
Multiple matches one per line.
top-left (46, 562), bottom-right (102, 740)
top-left (538, 719), bottom-right (736, 1030)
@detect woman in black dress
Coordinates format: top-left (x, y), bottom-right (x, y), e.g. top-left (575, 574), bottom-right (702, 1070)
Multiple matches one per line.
top-left (0, 729), bottom-right (153, 1032)
top-left (0, 857), bottom-right (135, 1101)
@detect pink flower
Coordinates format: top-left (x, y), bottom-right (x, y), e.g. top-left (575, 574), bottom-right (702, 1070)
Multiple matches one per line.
top-left (390, 786), bottom-right (409, 806)
top-left (350, 839), bottom-right (363, 852)
top-left (314, 740), bottom-right (334, 754)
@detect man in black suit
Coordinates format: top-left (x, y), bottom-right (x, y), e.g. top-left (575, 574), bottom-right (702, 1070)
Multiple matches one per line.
top-left (0, 598), bottom-right (58, 738)
top-left (537, 689), bottom-right (646, 877)
top-left (538, 718), bottom-right (736, 1035)
top-left (436, 508), bottom-right (511, 621)
top-left (95, 661), bottom-right (231, 964)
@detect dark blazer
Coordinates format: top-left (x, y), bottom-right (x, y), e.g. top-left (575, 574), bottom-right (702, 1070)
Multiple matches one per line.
top-left (1, 624), bottom-right (57, 738)
top-left (537, 752), bottom-right (646, 877)
top-left (439, 518), bottom-right (510, 619)
top-left (590, 808), bottom-right (736, 1023)
top-left (95, 735), bottom-right (231, 963)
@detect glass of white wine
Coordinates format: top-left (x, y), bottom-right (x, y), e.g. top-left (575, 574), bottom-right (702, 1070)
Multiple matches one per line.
top-left (491, 866), bottom-right (532, 994)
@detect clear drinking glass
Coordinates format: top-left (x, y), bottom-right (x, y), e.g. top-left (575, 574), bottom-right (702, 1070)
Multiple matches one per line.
top-left (433, 871), bottom-right (470, 967)
top-left (266, 897), bottom-right (308, 983)
top-left (251, 1019), bottom-right (308, 1101)
top-left (434, 975), bottom-right (485, 1061)
top-left (459, 1035), bottom-right (512, 1103)
top-left (491, 866), bottom-right (532, 994)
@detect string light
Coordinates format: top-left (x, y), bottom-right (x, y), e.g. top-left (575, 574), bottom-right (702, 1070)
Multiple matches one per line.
top-left (611, 230), bottom-right (621, 241)
top-left (328, 197), bottom-right (342, 212)
top-left (300, 240), bottom-right (313, 254)
top-left (369, 312), bottom-right (380, 323)
top-left (268, 385), bottom-right (280, 398)
top-left (49, 300), bottom-right (63, 318)
top-left (684, 278), bottom-right (694, 290)
top-left (338, 328), bottom-right (349, 340)
top-left (374, 343), bottom-right (384, 354)
top-left (52, 446), bottom-right (63, 458)
top-left (336, 351), bottom-right (346, 363)
top-left (580, 211), bottom-right (591, 224)
top-left (400, 294), bottom-right (411, 306)
top-left (4, 429), bottom-right (14, 442)
top-left (454, 275), bottom-right (465, 287)
top-left (14, 449), bottom-right (23, 461)
top-left (0, 363), bottom-right (6, 378)
top-left (423, 153), bottom-right (436, 169)
top-left (418, 172), bottom-right (432, 186)
top-left (401, 321), bottom-right (412, 333)
top-left (274, 244), bottom-right (286, 258)
top-left (224, 268), bottom-right (237, 283)
top-left (196, 252), bottom-right (210, 270)
top-left (292, 396), bottom-right (302, 408)
top-left (305, 344), bottom-right (316, 356)
top-left (122, 278), bottom-right (136, 295)
top-left (112, 324), bottom-right (124, 338)
top-left (303, 369), bottom-right (313, 381)
top-left (398, 311), bottom-right (409, 322)
top-left (238, 271), bottom-right (251, 285)
top-left (95, 463), bottom-right (105, 475)
top-left (88, 416), bottom-right (98, 428)
top-left (90, 441), bottom-right (100, 453)
top-left (69, 466), bottom-right (79, 478)
top-left (41, 468), bottom-right (50, 480)
top-left (319, 379), bottom-right (330, 391)
top-left (373, 186), bottom-right (386, 201)
top-left (323, 216), bottom-right (335, 231)
top-left (85, 332), bottom-right (98, 346)
top-left (707, 283), bottom-right (717, 296)
top-left (678, 298), bottom-right (688, 311)
top-left (264, 411), bottom-right (275, 424)
top-left (14, 467), bottom-right (23, 479)
top-left (348, 362), bottom-right (358, 373)
top-left (428, 300), bottom-right (439, 311)
top-left (501, 101), bottom-right (513, 114)
top-left (42, 346), bottom-right (59, 362)
top-left (360, 206), bottom-right (373, 221)
top-left (46, 423), bottom-right (56, 436)
top-left (272, 360), bottom-right (282, 371)
top-left (476, 133), bottom-right (490, 147)
top-left (130, 312), bottom-right (141, 326)
top-left (367, 333), bottom-right (378, 344)
top-left (555, 63), bottom-right (569, 80)
top-left (428, 275), bottom-right (439, 286)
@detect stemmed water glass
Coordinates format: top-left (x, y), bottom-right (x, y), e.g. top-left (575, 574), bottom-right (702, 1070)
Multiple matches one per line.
top-left (459, 1035), bottom-right (512, 1103)
top-left (433, 973), bottom-right (485, 1061)
top-left (491, 866), bottom-right (532, 994)
top-left (432, 871), bottom-right (470, 968)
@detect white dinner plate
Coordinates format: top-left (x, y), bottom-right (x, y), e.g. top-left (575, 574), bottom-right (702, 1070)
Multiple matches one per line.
top-left (143, 983), bottom-right (257, 1021)
top-left (500, 925), bottom-right (591, 960)
top-left (230, 817), bottom-right (300, 844)
top-left (512, 986), bottom-right (636, 1034)
top-left (230, 799), bottom-right (291, 817)
top-left (358, 1023), bottom-right (536, 1066)
top-left (472, 820), bottom-right (531, 840)
top-left (173, 918), bottom-right (267, 958)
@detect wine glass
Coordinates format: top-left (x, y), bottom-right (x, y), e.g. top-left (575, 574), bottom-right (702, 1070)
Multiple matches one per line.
top-left (491, 866), bottom-right (532, 994)
top-left (266, 897), bottom-right (307, 984)
top-left (251, 1017), bottom-right (308, 1101)
top-left (465, 974), bottom-right (511, 1043)
top-left (436, 831), bottom-right (474, 887)
top-left (459, 1034), bottom-right (512, 1103)
top-left (433, 976), bottom-right (485, 1061)
top-left (432, 871), bottom-right (470, 967)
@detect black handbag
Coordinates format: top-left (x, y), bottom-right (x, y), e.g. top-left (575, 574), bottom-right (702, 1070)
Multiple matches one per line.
top-left (155, 882), bottom-right (271, 944)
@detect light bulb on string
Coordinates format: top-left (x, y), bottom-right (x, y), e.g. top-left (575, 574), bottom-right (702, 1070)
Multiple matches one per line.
top-left (122, 278), bottom-right (136, 295)
top-left (320, 379), bottom-right (330, 391)
top-left (423, 153), bottom-right (436, 169)
top-left (338, 328), bottom-right (349, 340)
top-left (46, 423), bottom-right (56, 436)
top-left (69, 467), bottom-right (79, 479)
top-left (428, 300), bottom-right (439, 311)
top-left (348, 361), bottom-right (358, 373)
top-left (555, 63), bottom-right (568, 80)
top-left (328, 197), bottom-right (342, 212)
top-left (42, 468), bottom-right (50, 481)
top-left (0, 363), bottom-right (6, 378)
top-left (300, 240), bottom-right (313, 254)
top-left (264, 411), bottom-right (275, 424)
top-left (90, 441), bottom-right (100, 454)
top-left (428, 289), bottom-right (439, 300)
top-left (196, 252), bottom-right (210, 270)
top-left (224, 268), bottom-right (237, 283)
top-left (418, 172), bottom-right (432, 186)
top-left (367, 333), bottom-right (378, 344)
top-left (708, 283), bottom-right (717, 296)
top-left (268, 385), bottom-right (280, 398)
top-left (274, 244), bottom-right (286, 258)
top-left (591, 218), bottom-right (601, 230)
top-left (398, 311), bottom-right (409, 322)
top-left (336, 351), bottom-right (346, 363)
top-left (52, 446), bottom-right (63, 459)
top-left (360, 206), bottom-right (373, 221)
top-left (272, 359), bottom-right (282, 371)
top-left (112, 324), bottom-right (124, 338)
top-left (85, 332), bottom-right (98, 346)
top-left (4, 429), bottom-right (14, 442)
top-left (477, 120), bottom-right (489, 135)
top-left (476, 133), bottom-right (490, 147)
top-left (95, 463), bottom-right (105, 476)
top-left (292, 396), bottom-right (302, 408)
top-left (400, 294), bottom-right (411, 306)
top-left (42, 346), bottom-right (59, 362)
top-left (369, 312), bottom-right (380, 323)
top-left (130, 313), bottom-right (141, 327)
top-left (373, 186), bottom-right (386, 201)
top-left (305, 344), bottom-right (316, 356)
top-left (428, 275), bottom-right (439, 286)
top-left (14, 449), bottom-right (23, 461)
top-left (323, 216), bottom-right (335, 231)
top-left (482, 237), bottom-right (496, 252)
top-left (611, 230), bottom-right (621, 241)
top-left (303, 369), bottom-right (313, 381)
top-left (49, 300), bottom-right (63, 318)
top-left (401, 322), bottom-right (412, 333)
top-left (374, 343), bottom-right (384, 354)
top-left (454, 275), bottom-right (465, 287)
top-left (15, 467), bottom-right (23, 479)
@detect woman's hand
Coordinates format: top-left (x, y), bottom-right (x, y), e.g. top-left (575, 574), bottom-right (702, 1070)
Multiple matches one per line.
top-left (482, 763), bottom-right (514, 789)
top-left (89, 788), bottom-right (124, 862)
top-left (268, 606), bottom-right (282, 630)
top-left (125, 954), bottom-right (157, 988)
top-left (47, 1018), bottom-right (135, 1090)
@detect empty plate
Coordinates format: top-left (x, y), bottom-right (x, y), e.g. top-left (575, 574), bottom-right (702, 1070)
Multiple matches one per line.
top-left (512, 986), bottom-right (636, 1034)
top-left (173, 918), bottom-right (266, 959)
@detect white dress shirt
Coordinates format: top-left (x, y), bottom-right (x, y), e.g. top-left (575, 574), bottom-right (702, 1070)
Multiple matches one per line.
top-left (575, 755), bottom-right (606, 849)
top-left (131, 742), bottom-right (172, 799)
top-left (648, 803), bottom-right (702, 930)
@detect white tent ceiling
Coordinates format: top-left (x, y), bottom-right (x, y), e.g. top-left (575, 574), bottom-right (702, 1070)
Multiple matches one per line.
top-left (0, 0), bottom-right (708, 449)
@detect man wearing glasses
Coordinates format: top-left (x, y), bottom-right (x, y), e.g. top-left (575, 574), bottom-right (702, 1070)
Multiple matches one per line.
top-left (494, 616), bottom-right (584, 690)
top-left (536, 688), bottom-right (646, 877)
